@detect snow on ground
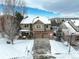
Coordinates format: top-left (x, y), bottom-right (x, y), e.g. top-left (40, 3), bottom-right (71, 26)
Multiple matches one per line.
top-left (1, 32), bottom-right (79, 59)
top-left (50, 40), bottom-right (79, 59)
top-left (0, 36), bottom-right (34, 59)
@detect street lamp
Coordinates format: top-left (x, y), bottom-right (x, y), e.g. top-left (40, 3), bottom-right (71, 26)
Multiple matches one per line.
top-left (68, 33), bottom-right (75, 54)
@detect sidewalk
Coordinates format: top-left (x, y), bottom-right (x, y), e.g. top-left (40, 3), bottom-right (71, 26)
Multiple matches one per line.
top-left (33, 38), bottom-right (51, 59)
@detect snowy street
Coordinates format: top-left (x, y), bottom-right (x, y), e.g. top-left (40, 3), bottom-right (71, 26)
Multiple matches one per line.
top-left (0, 37), bottom-right (34, 59)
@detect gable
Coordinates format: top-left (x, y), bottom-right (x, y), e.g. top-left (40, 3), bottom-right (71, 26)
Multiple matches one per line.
top-left (34, 20), bottom-right (44, 24)
top-left (33, 16), bottom-right (51, 24)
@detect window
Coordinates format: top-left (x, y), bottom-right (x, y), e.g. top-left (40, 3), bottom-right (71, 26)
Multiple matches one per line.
top-left (22, 32), bottom-right (26, 36)
top-left (24, 24), bottom-right (29, 27)
top-left (46, 25), bottom-right (48, 28)
top-left (37, 25), bottom-right (41, 28)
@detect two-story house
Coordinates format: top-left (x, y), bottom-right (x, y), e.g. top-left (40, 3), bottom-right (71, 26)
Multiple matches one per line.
top-left (20, 16), bottom-right (52, 38)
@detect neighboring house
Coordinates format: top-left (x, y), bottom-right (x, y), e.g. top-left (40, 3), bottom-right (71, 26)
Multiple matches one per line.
top-left (20, 16), bottom-right (52, 38)
top-left (50, 17), bottom-right (79, 41)
top-left (61, 20), bottom-right (79, 45)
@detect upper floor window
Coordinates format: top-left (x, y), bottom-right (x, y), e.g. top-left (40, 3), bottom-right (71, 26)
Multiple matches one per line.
top-left (24, 24), bottom-right (29, 27)
top-left (46, 25), bottom-right (48, 28)
top-left (36, 25), bottom-right (41, 28)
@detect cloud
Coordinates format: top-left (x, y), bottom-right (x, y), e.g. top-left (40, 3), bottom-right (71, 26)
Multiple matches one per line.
top-left (25, 0), bottom-right (79, 16)
top-left (0, 0), bottom-right (79, 16)
top-left (43, 0), bottom-right (79, 13)
top-left (25, 0), bottom-right (46, 10)
top-left (53, 13), bottom-right (79, 18)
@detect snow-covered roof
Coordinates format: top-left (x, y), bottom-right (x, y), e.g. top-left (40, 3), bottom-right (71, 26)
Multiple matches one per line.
top-left (71, 20), bottom-right (79, 26)
top-left (20, 29), bottom-right (30, 32)
top-left (63, 21), bottom-right (79, 35)
top-left (21, 16), bottom-right (51, 24)
top-left (32, 16), bottom-right (51, 24)
top-left (20, 16), bottom-right (33, 24)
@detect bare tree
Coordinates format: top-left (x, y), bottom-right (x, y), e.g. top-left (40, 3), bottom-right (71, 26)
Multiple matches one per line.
top-left (4, 15), bottom-right (17, 44)
top-left (3, 0), bottom-right (15, 44)
top-left (0, 0), bottom-right (5, 37)
top-left (1, 16), bottom-right (5, 37)
top-left (2, 0), bottom-right (25, 44)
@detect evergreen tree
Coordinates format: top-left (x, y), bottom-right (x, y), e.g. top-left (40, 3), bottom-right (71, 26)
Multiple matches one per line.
top-left (15, 12), bottom-right (24, 33)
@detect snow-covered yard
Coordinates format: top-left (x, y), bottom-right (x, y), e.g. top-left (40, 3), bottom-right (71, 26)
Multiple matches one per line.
top-left (0, 36), bottom-right (34, 59)
top-left (50, 40), bottom-right (79, 59)
top-left (0, 32), bottom-right (79, 59)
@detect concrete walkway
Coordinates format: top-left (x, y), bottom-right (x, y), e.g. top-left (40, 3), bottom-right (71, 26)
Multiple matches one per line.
top-left (33, 38), bottom-right (51, 59)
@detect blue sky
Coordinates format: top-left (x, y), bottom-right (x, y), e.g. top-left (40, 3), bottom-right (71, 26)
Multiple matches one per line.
top-left (25, 0), bottom-right (79, 17)
top-left (0, 4), bottom-right (58, 18)
top-left (0, 0), bottom-right (79, 18)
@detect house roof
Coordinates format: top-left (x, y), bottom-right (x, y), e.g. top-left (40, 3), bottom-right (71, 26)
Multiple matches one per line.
top-left (32, 16), bottom-right (51, 24)
top-left (63, 21), bottom-right (79, 35)
top-left (71, 20), bottom-right (79, 26)
top-left (20, 16), bottom-right (51, 24)
top-left (20, 29), bottom-right (30, 32)
top-left (20, 16), bottom-right (33, 24)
